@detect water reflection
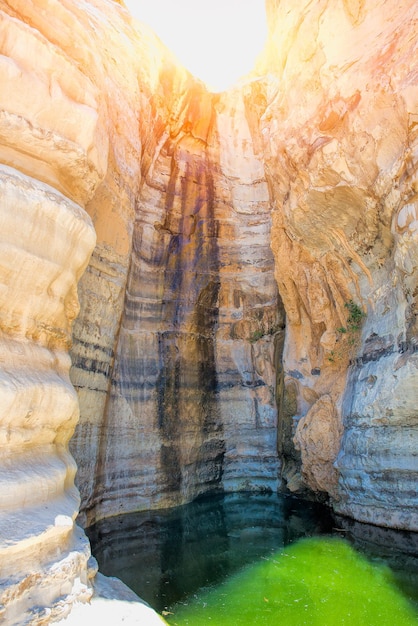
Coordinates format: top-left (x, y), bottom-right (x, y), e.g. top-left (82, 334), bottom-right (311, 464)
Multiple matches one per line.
top-left (87, 493), bottom-right (418, 615)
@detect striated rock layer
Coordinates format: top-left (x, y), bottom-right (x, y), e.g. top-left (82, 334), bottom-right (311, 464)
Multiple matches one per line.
top-left (0, 0), bottom-right (109, 621)
top-left (0, 0), bottom-right (417, 622)
top-left (68, 6), bottom-right (283, 524)
top-left (257, 0), bottom-right (418, 528)
top-left (70, 0), bottom-right (418, 531)
top-left (0, 164), bottom-right (96, 623)
top-left (76, 78), bottom-right (283, 523)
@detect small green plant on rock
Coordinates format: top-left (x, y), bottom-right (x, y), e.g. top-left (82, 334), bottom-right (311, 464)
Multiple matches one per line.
top-left (248, 323), bottom-right (282, 344)
top-left (340, 299), bottom-right (366, 341)
top-left (249, 328), bottom-right (264, 343)
top-left (328, 300), bottom-right (366, 362)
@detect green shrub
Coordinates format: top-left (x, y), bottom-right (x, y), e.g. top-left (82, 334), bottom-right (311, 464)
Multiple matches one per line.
top-left (328, 300), bottom-right (366, 362)
top-left (248, 329), bottom-right (264, 343)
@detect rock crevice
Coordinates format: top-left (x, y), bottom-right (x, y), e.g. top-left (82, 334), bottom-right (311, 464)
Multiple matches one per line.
top-left (0, 0), bottom-right (417, 622)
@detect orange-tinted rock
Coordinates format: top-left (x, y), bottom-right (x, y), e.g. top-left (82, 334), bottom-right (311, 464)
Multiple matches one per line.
top-left (76, 80), bottom-right (283, 523)
top-left (0, 0), bottom-right (418, 622)
top-left (259, 0), bottom-right (418, 528)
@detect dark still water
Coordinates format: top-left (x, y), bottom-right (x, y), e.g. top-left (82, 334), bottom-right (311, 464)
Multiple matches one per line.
top-left (87, 493), bottom-right (418, 624)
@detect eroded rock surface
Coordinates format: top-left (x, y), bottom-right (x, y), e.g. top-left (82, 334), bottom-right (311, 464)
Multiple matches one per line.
top-left (75, 77), bottom-right (283, 523)
top-left (0, 164), bottom-right (96, 623)
top-left (67, 4), bottom-right (283, 525)
top-left (0, 0), bottom-right (417, 622)
top-left (68, 0), bottom-right (418, 531)
top-left (257, 0), bottom-right (418, 527)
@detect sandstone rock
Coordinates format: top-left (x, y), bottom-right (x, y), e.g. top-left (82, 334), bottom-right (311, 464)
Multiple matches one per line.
top-left (80, 82), bottom-right (283, 523)
top-left (71, 0), bottom-right (417, 533)
top-left (0, 0), bottom-right (417, 622)
top-left (0, 166), bottom-right (96, 623)
top-left (0, 3), bottom-right (107, 206)
top-left (259, 0), bottom-right (418, 529)
top-left (56, 573), bottom-right (168, 626)
top-left (294, 395), bottom-right (342, 496)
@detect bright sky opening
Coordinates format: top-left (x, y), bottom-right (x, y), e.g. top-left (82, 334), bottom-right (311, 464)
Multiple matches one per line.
top-left (122, 0), bottom-right (267, 92)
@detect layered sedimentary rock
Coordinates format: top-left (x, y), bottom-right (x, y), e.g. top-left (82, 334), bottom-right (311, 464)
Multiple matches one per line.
top-left (0, 1), bottom-right (110, 621)
top-left (257, 0), bottom-right (418, 528)
top-left (77, 78), bottom-right (283, 523)
top-left (0, 163), bottom-right (96, 623)
top-left (67, 4), bottom-right (282, 525)
top-left (1, 0), bottom-right (418, 622)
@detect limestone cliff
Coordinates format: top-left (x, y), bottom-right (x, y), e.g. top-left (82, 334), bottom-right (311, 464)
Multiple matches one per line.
top-left (73, 74), bottom-right (283, 524)
top-left (257, 0), bottom-right (418, 529)
top-left (0, 1), bottom-right (105, 620)
top-left (69, 13), bottom-right (283, 524)
top-left (0, 0), bottom-right (417, 623)
top-left (70, 0), bottom-right (418, 532)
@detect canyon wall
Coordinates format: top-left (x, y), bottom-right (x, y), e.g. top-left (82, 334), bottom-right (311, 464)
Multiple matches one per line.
top-left (0, 0), bottom-right (417, 622)
top-left (69, 11), bottom-right (283, 524)
top-left (257, 0), bottom-right (418, 528)
top-left (73, 75), bottom-right (283, 524)
top-left (0, 1), bottom-right (102, 620)
top-left (0, 0), bottom-right (164, 621)
top-left (71, 0), bottom-right (418, 531)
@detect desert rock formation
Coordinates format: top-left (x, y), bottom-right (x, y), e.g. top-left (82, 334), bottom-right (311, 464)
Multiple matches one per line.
top-left (0, 164), bottom-right (96, 624)
top-left (258, 0), bottom-right (418, 529)
top-left (0, 0), bottom-right (417, 622)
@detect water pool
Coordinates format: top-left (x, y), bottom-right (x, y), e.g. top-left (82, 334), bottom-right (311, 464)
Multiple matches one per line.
top-left (87, 493), bottom-right (418, 624)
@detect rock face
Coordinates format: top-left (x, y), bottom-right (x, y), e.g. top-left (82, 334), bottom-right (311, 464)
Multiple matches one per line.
top-left (257, 0), bottom-right (418, 529)
top-left (73, 78), bottom-right (283, 523)
top-left (0, 0), bottom-right (417, 622)
top-left (72, 0), bottom-right (418, 531)
top-left (0, 166), bottom-right (96, 624)
top-left (0, 0), bottom-right (119, 621)
top-left (68, 6), bottom-right (282, 525)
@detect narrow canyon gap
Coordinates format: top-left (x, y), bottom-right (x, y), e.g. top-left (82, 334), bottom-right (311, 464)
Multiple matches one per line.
top-left (71, 71), bottom-right (283, 524)
top-left (0, 0), bottom-right (417, 623)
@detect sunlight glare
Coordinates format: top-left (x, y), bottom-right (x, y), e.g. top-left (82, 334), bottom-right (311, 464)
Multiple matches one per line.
top-left (122, 0), bottom-right (267, 92)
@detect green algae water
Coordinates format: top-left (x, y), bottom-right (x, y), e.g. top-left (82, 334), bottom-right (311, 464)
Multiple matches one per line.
top-left (88, 494), bottom-right (418, 625)
top-left (167, 537), bottom-right (417, 626)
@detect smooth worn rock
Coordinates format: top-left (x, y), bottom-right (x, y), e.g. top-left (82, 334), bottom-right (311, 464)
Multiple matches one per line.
top-left (84, 82), bottom-right (283, 523)
top-left (0, 165), bottom-right (96, 624)
top-left (0, 0), bottom-right (417, 623)
top-left (56, 573), bottom-right (167, 626)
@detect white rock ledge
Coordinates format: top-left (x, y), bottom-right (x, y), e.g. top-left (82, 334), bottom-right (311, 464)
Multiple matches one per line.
top-left (57, 573), bottom-right (167, 626)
